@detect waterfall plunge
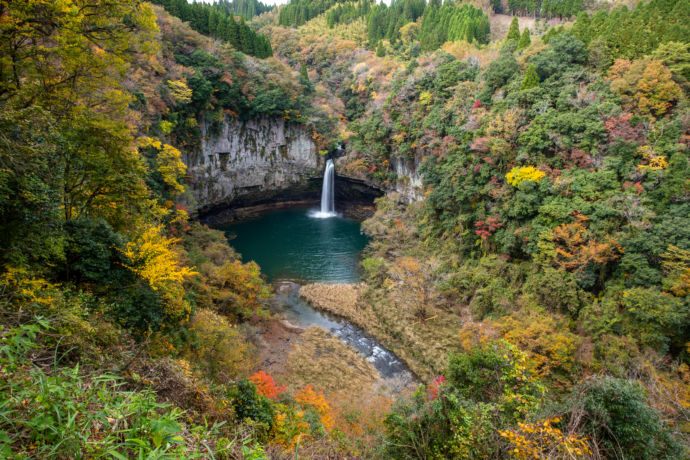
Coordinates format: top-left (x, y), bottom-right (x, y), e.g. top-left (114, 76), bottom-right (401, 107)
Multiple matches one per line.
top-left (312, 159), bottom-right (336, 218)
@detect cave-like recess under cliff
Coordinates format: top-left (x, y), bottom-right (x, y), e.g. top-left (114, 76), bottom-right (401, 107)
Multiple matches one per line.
top-left (186, 116), bottom-right (383, 224)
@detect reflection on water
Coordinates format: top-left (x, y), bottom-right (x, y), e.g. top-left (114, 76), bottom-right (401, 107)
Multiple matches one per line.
top-left (218, 207), bottom-right (368, 283)
top-left (217, 207), bottom-right (415, 388)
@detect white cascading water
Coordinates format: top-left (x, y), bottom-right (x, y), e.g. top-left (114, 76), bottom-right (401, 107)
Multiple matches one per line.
top-left (313, 159), bottom-right (336, 218)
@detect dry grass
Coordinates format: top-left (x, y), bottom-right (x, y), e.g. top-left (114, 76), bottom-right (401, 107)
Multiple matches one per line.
top-left (280, 326), bottom-right (379, 396)
top-left (299, 283), bottom-right (367, 321)
top-left (300, 283), bottom-right (466, 382)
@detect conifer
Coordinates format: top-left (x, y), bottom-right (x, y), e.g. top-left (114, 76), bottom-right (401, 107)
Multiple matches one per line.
top-left (506, 16), bottom-right (520, 42)
top-left (521, 63), bottom-right (540, 90)
top-left (517, 28), bottom-right (531, 50)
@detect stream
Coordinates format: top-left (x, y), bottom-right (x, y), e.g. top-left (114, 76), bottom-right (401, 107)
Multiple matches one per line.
top-left (218, 206), bottom-right (415, 387)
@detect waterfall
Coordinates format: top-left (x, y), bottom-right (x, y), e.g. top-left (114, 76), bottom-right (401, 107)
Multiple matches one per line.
top-left (313, 159), bottom-right (336, 218)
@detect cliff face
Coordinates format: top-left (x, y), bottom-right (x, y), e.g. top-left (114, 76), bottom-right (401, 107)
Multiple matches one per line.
top-left (334, 155), bottom-right (423, 204)
top-left (389, 157), bottom-right (424, 203)
top-left (185, 117), bottom-right (321, 213)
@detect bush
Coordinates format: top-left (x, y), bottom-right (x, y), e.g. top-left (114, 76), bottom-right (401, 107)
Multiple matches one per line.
top-left (61, 217), bottom-right (129, 286)
top-left (230, 380), bottom-right (275, 438)
top-left (525, 267), bottom-right (586, 316)
top-left (384, 386), bottom-right (497, 459)
top-left (0, 321), bottom-right (233, 458)
top-left (560, 376), bottom-right (683, 459)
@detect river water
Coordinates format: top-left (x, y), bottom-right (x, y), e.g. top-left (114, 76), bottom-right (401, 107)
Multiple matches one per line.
top-left (218, 207), bottom-right (414, 385)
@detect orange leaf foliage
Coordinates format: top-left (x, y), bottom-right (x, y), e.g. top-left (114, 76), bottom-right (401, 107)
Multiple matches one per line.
top-left (296, 385), bottom-right (334, 432)
top-left (552, 214), bottom-right (622, 274)
top-left (249, 371), bottom-right (286, 400)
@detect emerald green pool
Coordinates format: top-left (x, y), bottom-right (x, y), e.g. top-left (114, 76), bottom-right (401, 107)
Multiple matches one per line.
top-left (218, 207), bottom-right (369, 283)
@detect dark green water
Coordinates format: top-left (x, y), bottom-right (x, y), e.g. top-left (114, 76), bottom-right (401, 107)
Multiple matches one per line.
top-left (218, 207), bottom-right (369, 283)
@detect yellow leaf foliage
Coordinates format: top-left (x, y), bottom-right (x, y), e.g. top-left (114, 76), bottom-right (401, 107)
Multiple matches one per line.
top-left (187, 309), bottom-right (253, 379)
top-left (419, 91), bottom-right (433, 106)
top-left (273, 405), bottom-right (311, 450)
top-left (138, 137), bottom-right (187, 194)
top-left (637, 145), bottom-right (668, 171)
top-left (500, 417), bottom-right (592, 459)
top-left (122, 225), bottom-right (196, 317)
top-left (167, 79), bottom-right (193, 104)
top-left (506, 166), bottom-right (545, 187)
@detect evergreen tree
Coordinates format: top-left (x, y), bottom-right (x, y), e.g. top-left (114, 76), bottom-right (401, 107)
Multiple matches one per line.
top-left (228, 16), bottom-right (241, 48)
top-left (517, 27), bottom-right (531, 50)
top-left (521, 63), bottom-right (539, 90)
top-left (300, 63), bottom-right (309, 83)
top-left (150, 0), bottom-right (272, 58)
top-left (506, 16), bottom-right (520, 42)
top-left (376, 41), bottom-right (386, 57)
top-left (238, 17), bottom-right (252, 54)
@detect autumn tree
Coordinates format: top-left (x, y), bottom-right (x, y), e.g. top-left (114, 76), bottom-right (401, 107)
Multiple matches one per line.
top-left (541, 213), bottom-right (622, 288)
top-left (250, 371), bottom-right (286, 400)
top-left (608, 58), bottom-right (682, 119)
top-left (0, 0), bottom-right (159, 258)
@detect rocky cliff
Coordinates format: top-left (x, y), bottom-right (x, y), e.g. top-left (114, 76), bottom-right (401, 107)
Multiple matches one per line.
top-left (335, 155), bottom-right (424, 204)
top-left (184, 117), bottom-right (321, 214)
top-left (389, 157), bottom-right (424, 203)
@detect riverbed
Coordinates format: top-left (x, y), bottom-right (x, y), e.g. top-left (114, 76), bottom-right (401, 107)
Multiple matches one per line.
top-left (218, 206), bottom-right (414, 390)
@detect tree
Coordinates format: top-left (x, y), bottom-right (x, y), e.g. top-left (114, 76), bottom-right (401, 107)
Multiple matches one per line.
top-left (0, 0), bottom-right (157, 263)
top-left (559, 377), bottom-right (683, 459)
top-left (517, 28), bottom-right (531, 50)
top-left (300, 63), bottom-right (309, 84)
top-left (636, 60), bottom-right (682, 119)
top-left (520, 64), bottom-right (540, 90)
top-left (376, 41), bottom-right (386, 57)
top-left (506, 17), bottom-right (520, 42)
top-left (608, 58), bottom-right (682, 119)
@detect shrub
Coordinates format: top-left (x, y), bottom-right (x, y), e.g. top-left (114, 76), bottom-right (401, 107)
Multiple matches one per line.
top-left (0, 321), bottom-right (233, 458)
top-left (230, 380), bottom-right (275, 435)
top-left (560, 376), bottom-right (683, 459)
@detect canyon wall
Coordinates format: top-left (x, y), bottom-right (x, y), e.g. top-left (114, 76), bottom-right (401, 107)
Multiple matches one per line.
top-left (389, 157), bottom-right (424, 203)
top-left (184, 117), bottom-right (322, 214)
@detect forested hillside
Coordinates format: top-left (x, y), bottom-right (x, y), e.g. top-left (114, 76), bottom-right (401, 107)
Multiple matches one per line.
top-left (1, 0), bottom-right (689, 458)
top-left (152, 0), bottom-right (274, 56)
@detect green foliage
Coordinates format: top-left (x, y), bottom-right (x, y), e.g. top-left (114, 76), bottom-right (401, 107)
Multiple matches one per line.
top-left (61, 218), bottom-right (129, 286)
top-left (570, 0), bottom-right (690, 60)
top-left (384, 388), bottom-right (497, 459)
top-left (509, 0), bottom-right (583, 18)
top-left (280, 0), bottom-right (352, 27)
top-left (559, 377), bottom-right (683, 459)
top-left (385, 341), bottom-right (545, 459)
top-left (506, 17), bottom-right (520, 42)
top-left (418, 3), bottom-right (490, 51)
top-left (0, 320), bottom-right (233, 458)
top-left (152, 0), bottom-right (273, 57)
top-left (230, 380), bottom-right (275, 435)
top-left (524, 267), bottom-right (585, 317)
top-left (620, 287), bottom-right (687, 353)
top-left (447, 342), bottom-right (545, 417)
top-left (517, 28), bottom-right (531, 50)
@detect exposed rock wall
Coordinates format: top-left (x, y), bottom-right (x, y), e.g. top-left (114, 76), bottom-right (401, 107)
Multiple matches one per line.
top-left (389, 157), bottom-right (424, 203)
top-left (185, 117), bottom-right (321, 213)
top-left (334, 155), bottom-right (423, 204)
